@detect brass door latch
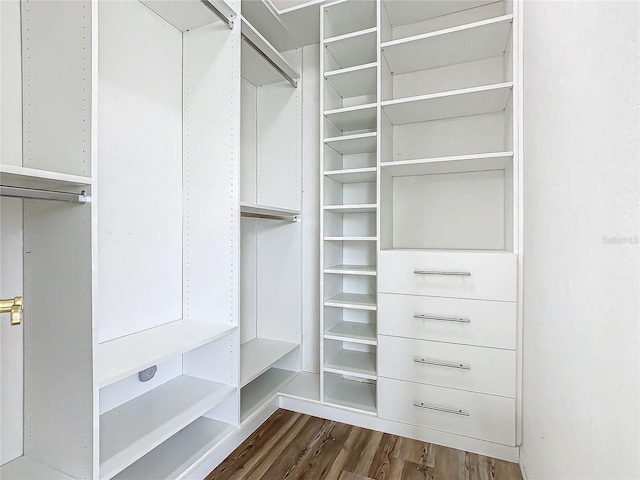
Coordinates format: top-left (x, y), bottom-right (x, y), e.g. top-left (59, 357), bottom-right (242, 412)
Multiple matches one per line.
top-left (0, 296), bottom-right (23, 326)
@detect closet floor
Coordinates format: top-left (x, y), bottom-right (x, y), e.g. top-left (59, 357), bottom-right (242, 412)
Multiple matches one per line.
top-left (206, 409), bottom-right (523, 480)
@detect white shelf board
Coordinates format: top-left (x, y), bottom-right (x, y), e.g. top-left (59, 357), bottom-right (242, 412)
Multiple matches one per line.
top-left (325, 378), bottom-right (376, 413)
top-left (324, 103), bottom-right (377, 132)
top-left (324, 167), bottom-right (377, 184)
top-left (324, 293), bottom-right (377, 311)
top-left (140, 0), bottom-right (236, 31)
top-left (0, 457), bottom-right (74, 480)
top-left (241, 368), bottom-right (297, 421)
top-left (382, 82), bottom-right (513, 125)
top-left (100, 375), bottom-right (235, 480)
top-left (324, 132), bottom-right (377, 155)
top-left (112, 418), bottom-right (234, 480)
top-left (0, 164), bottom-right (91, 190)
top-left (381, 15), bottom-right (514, 74)
top-left (381, 151), bottom-right (514, 176)
top-left (325, 350), bottom-right (377, 380)
top-left (324, 236), bottom-right (377, 242)
top-left (383, 0), bottom-right (496, 27)
top-left (240, 202), bottom-right (300, 219)
top-left (324, 27), bottom-right (377, 69)
top-left (324, 62), bottom-right (377, 99)
top-left (279, 371), bottom-right (320, 401)
top-left (324, 322), bottom-right (377, 345)
top-left (241, 0), bottom-right (297, 52)
top-left (240, 338), bottom-right (299, 387)
top-left (323, 0), bottom-right (376, 39)
top-left (324, 264), bottom-right (377, 276)
top-left (323, 204), bottom-right (377, 214)
top-left (98, 320), bottom-right (237, 388)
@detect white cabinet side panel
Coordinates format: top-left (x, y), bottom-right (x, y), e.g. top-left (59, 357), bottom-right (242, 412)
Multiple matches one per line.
top-left (241, 78), bottom-right (257, 204)
top-left (21, 0), bottom-right (91, 176)
top-left (182, 22), bottom-right (240, 327)
top-left (0, 0), bottom-right (22, 167)
top-left (97, 1), bottom-right (183, 341)
top-left (241, 219), bottom-right (257, 344)
top-left (0, 198), bottom-right (23, 465)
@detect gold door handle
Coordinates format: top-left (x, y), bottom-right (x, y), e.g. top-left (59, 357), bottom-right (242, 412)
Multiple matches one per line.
top-left (0, 296), bottom-right (23, 326)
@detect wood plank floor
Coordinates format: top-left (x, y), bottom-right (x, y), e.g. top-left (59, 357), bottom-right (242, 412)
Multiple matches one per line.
top-left (206, 409), bottom-right (523, 480)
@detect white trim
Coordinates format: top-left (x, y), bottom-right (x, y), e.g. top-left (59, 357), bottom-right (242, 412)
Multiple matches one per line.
top-left (519, 451), bottom-right (531, 480)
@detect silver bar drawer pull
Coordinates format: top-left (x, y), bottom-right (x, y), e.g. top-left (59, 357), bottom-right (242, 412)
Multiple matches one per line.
top-left (414, 270), bottom-right (471, 276)
top-left (414, 358), bottom-right (470, 370)
top-left (413, 402), bottom-right (470, 417)
top-left (414, 313), bottom-right (471, 323)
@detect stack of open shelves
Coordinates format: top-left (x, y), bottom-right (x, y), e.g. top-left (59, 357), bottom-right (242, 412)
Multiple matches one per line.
top-left (320, 0), bottom-right (379, 414)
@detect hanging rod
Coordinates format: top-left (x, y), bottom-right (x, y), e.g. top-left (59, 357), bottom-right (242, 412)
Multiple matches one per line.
top-left (241, 212), bottom-right (299, 222)
top-left (0, 186), bottom-right (88, 204)
top-left (200, 0), bottom-right (236, 30)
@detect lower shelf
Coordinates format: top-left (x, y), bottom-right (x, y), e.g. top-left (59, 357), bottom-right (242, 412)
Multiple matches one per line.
top-left (0, 456), bottom-right (74, 480)
top-left (240, 338), bottom-right (299, 387)
top-left (241, 368), bottom-right (298, 422)
top-left (325, 378), bottom-right (377, 414)
top-left (324, 349), bottom-right (377, 380)
top-left (112, 417), bottom-right (234, 480)
top-left (279, 371), bottom-right (321, 402)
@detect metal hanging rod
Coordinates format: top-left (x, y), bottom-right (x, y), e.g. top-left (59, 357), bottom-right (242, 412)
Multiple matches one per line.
top-left (241, 212), bottom-right (299, 222)
top-left (0, 186), bottom-right (88, 204)
top-left (200, 0), bottom-right (236, 30)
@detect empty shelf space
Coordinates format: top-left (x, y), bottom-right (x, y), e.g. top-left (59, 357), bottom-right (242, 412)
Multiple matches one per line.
top-left (381, 152), bottom-right (514, 176)
top-left (112, 418), bottom-right (234, 480)
top-left (382, 82), bottom-right (513, 125)
top-left (324, 132), bottom-right (377, 155)
top-left (279, 372), bottom-right (321, 402)
top-left (324, 293), bottom-right (377, 311)
top-left (324, 204), bottom-right (377, 213)
top-left (323, 0), bottom-right (377, 39)
top-left (240, 202), bottom-right (300, 221)
top-left (241, 368), bottom-right (298, 421)
top-left (100, 375), bottom-right (235, 480)
top-left (381, 15), bottom-right (514, 74)
top-left (325, 378), bottom-right (377, 413)
top-left (0, 163), bottom-right (91, 190)
top-left (98, 320), bottom-right (237, 388)
top-left (383, 0), bottom-right (496, 28)
top-left (139, 0), bottom-right (236, 31)
top-left (325, 350), bottom-right (377, 380)
top-left (0, 457), bottom-right (75, 480)
top-left (324, 236), bottom-right (377, 242)
top-left (324, 62), bottom-right (377, 98)
top-left (241, 338), bottom-right (299, 387)
top-left (324, 167), bottom-right (377, 184)
top-left (324, 322), bottom-right (377, 345)
top-left (324, 103), bottom-right (377, 132)
top-left (324, 27), bottom-right (377, 69)
top-left (324, 264), bottom-right (377, 276)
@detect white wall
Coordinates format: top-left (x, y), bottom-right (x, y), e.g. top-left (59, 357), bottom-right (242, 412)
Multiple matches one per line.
top-left (521, 1), bottom-right (639, 479)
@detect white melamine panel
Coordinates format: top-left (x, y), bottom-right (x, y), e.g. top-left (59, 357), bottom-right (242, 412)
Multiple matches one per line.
top-left (324, 167), bottom-right (377, 184)
top-left (324, 204), bottom-right (377, 214)
top-left (391, 170), bottom-right (505, 250)
top-left (325, 348), bottom-right (376, 380)
top-left (325, 133), bottom-right (377, 156)
top-left (21, 0), bottom-right (91, 176)
top-left (324, 264), bottom-right (376, 276)
top-left (382, 1), bottom-right (496, 28)
top-left (381, 152), bottom-right (513, 176)
top-left (240, 25), bottom-right (298, 88)
top-left (0, 0), bottom-right (22, 167)
top-left (324, 28), bottom-right (377, 69)
top-left (23, 201), bottom-right (93, 478)
top-left (324, 236), bottom-right (377, 242)
top-left (240, 368), bottom-right (297, 421)
top-left (379, 336), bottom-right (515, 398)
top-left (100, 376), bottom-right (234, 480)
top-left (378, 293), bottom-right (516, 350)
top-left (0, 165), bottom-right (91, 191)
top-left (240, 338), bottom-right (299, 387)
top-left (0, 457), bottom-right (75, 480)
top-left (325, 63), bottom-right (377, 99)
top-left (97, 1), bottom-right (182, 342)
top-left (241, 79), bottom-right (258, 203)
top-left (240, 0), bottom-right (296, 53)
top-left (241, 203), bottom-right (300, 218)
top-left (241, 219), bottom-right (258, 344)
top-left (379, 250), bottom-right (517, 302)
top-left (0, 198), bottom-right (23, 465)
top-left (324, 293), bottom-right (376, 310)
top-left (324, 376), bottom-right (376, 413)
top-left (324, 103), bottom-right (376, 132)
top-left (323, 0), bottom-right (376, 38)
top-left (378, 377), bottom-right (515, 446)
top-left (324, 321), bottom-right (376, 345)
top-left (140, 0), bottom-right (236, 32)
top-left (279, 372), bottom-right (320, 402)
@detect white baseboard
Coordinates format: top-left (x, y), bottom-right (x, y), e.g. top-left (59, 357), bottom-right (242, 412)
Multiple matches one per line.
top-left (519, 450), bottom-right (531, 480)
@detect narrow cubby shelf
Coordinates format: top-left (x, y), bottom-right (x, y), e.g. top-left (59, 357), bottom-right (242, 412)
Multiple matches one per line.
top-left (325, 379), bottom-right (376, 414)
top-left (98, 320), bottom-right (237, 388)
top-left (99, 376), bottom-right (235, 480)
top-left (381, 82), bottom-right (513, 125)
top-left (240, 368), bottom-right (298, 421)
top-left (112, 418), bottom-right (234, 480)
top-left (324, 62), bottom-right (377, 98)
top-left (381, 152), bottom-right (514, 176)
top-left (324, 293), bottom-right (377, 311)
top-left (324, 132), bottom-right (377, 155)
top-left (324, 27), bottom-right (377, 69)
top-left (324, 167), bottom-right (377, 184)
top-left (381, 15), bottom-right (514, 74)
top-left (279, 372), bottom-right (321, 402)
top-left (0, 457), bottom-right (74, 480)
top-left (324, 322), bottom-right (377, 345)
top-left (324, 103), bottom-right (377, 132)
top-left (324, 264), bottom-right (377, 276)
top-left (324, 204), bottom-right (377, 213)
top-left (240, 338), bottom-right (299, 387)
top-left (324, 350), bottom-right (377, 380)
top-left (0, 163), bottom-right (91, 190)
top-left (324, 236), bottom-right (377, 242)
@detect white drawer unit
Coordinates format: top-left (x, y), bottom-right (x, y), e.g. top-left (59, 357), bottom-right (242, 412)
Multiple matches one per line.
top-left (379, 250), bottom-right (517, 302)
top-left (378, 336), bottom-right (516, 398)
top-left (378, 377), bottom-right (516, 446)
top-left (378, 293), bottom-right (516, 350)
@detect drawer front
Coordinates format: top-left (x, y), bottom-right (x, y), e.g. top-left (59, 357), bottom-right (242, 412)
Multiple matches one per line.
top-left (378, 293), bottom-right (516, 350)
top-left (379, 250), bottom-right (517, 302)
top-left (378, 377), bottom-right (516, 446)
top-left (378, 336), bottom-right (516, 398)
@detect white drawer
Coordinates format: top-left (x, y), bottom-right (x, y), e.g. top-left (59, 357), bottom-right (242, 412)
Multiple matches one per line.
top-left (378, 293), bottom-right (516, 350)
top-left (379, 250), bottom-right (517, 302)
top-left (378, 336), bottom-right (516, 398)
top-left (378, 377), bottom-right (516, 446)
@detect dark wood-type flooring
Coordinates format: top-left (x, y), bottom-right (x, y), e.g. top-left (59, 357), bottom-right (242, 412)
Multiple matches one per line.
top-left (206, 409), bottom-right (523, 480)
